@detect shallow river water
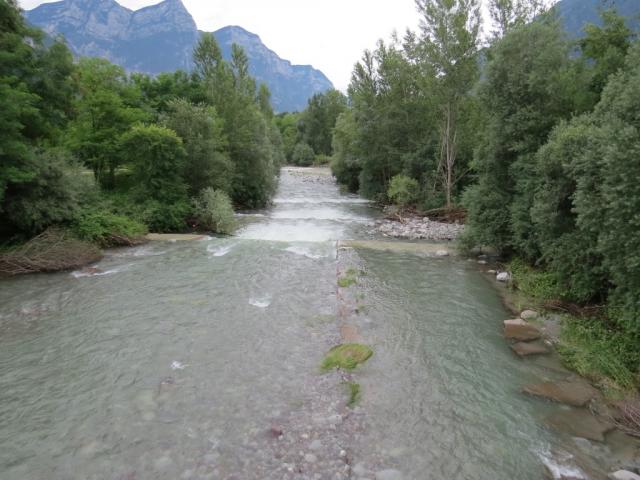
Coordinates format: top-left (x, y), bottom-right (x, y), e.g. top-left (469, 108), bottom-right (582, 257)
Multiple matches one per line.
top-left (0, 168), bottom-right (608, 479)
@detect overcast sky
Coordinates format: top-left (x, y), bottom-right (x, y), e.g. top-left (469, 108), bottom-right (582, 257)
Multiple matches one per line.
top-left (17, 0), bottom-right (553, 91)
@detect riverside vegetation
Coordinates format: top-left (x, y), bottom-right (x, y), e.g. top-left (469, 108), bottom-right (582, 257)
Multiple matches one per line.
top-left (325, 1), bottom-right (640, 396)
top-left (1, 0), bottom-right (284, 263)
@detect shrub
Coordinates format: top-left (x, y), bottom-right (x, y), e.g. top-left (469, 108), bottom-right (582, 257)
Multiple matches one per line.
top-left (73, 210), bottom-right (146, 247)
top-left (193, 188), bottom-right (236, 234)
top-left (1, 150), bottom-right (94, 238)
top-left (140, 199), bottom-right (192, 233)
top-left (291, 142), bottom-right (315, 166)
top-left (313, 154), bottom-right (331, 166)
top-left (387, 174), bottom-right (419, 207)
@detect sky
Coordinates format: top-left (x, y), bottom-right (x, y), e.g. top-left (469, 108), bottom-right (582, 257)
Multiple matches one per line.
top-left (16, 0), bottom-right (553, 91)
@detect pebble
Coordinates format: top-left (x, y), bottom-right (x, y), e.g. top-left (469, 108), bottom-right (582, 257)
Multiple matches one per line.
top-left (309, 439), bottom-right (323, 450)
top-left (375, 217), bottom-right (464, 241)
top-left (304, 453), bottom-right (318, 463)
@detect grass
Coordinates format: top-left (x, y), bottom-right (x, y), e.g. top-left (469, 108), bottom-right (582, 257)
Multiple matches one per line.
top-left (345, 382), bottom-right (361, 407)
top-left (338, 276), bottom-right (357, 288)
top-left (557, 316), bottom-right (638, 393)
top-left (321, 344), bottom-right (373, 371)
top-left (504, 257), bottom-right (639, 395)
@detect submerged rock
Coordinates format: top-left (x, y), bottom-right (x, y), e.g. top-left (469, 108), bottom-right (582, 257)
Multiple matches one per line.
top-left (523, 380), bottom-right (599, 407)
top-left (546, 408), bottom-right (615, 441)
top-left (504, 319), bottom-right (542, 341)
top-left (511, 341), bottom-right (550, 356)
top-left (609, 471), bottom-right (640, 480)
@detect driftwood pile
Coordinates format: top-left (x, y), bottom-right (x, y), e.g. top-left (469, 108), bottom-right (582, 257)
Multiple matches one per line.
top-left (0, 228), bottom-right (102, 276)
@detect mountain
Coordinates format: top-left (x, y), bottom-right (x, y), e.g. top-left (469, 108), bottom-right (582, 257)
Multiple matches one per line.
top-left (555, 0), bottom-right (640, 37)
top-left (25, 0), bottom-right (333, 112)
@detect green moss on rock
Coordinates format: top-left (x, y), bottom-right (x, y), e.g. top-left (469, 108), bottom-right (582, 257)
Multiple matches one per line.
top-left (321, 344), bottom-right (373, 371)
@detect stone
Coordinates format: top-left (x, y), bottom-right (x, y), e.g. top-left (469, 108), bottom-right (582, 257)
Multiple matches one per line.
top-left (497, 271), bottom-right (511, 282)
top-left (521, 309), bottom-right (539, 320)
top-left (546, 409), bottom-right (615, 441)
top-left (309, 439), bottom-right (323, 451)
top-left (523, 380), bottom-right (599, 407)
top-left (304, 453), bottom-right (318, 463)
top-left (504, 319), bottom-right (542, 341)
top-left (511, 341), bottom-right (550, 356)
top-left (375, 469), bottom-right (404, 480)
top-left (435, 250), bottom-right (450, 257)
top-left (269, 425), bottom-right (284, 438)
top-left (609, 471), bottom-right (640, 480)
top-left (488, 269), bottom-right (497, 274)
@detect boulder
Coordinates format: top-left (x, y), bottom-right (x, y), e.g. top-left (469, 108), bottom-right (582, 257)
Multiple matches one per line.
top-left (504, 319), bottom-right (542, 341)
top-left (511, 341), bottom-right (550, 356)
top-left (609, 471), bottom-right (640, 480)
top-left (523, 380), bottom-right (599, 407)
top-left (547, 409), bottom-right (615, 441)
top-left (521, 309), bottom-right (539, 320)
top-left (435, 250), bottom-right (450, 257)
top-left (497, 271), bottom-right (511, 282)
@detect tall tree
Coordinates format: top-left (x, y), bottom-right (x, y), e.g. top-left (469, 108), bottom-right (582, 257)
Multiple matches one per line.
top-left (415, 0), bottom-right (481, 207)
top-left (489, 0), bottom-right (546, 37)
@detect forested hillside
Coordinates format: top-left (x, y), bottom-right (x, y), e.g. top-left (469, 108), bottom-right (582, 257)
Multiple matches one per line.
top-left (329, 0), bottom-right (640, 388)
top-left (1, 0), bottom-right (282, 249)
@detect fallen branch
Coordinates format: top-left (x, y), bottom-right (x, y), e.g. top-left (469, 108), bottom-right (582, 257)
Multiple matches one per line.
top-left (0, 228), bottom-right (102, 276)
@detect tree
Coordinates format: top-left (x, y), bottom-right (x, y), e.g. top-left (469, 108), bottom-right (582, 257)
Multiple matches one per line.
top-left (291, 142), bottom-right (315, 166)
top-left (415, 0), bottom-right (481, 207)
top-left (66, 58), bottom-right (147, 189)
top-left (462, 15), bottom-right (579, 256)
top-left (119, 124), bottom-right (187, 201)
top-left (300, 89), bottom-right (347, 156)
top-left (163, 99), bottom-right (233, 195)
top-left (489, 0), bottom-right (546, 37)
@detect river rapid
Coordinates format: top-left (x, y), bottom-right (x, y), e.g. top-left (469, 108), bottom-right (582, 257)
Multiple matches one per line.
top-left (0, 167), bottom-right (612, 479)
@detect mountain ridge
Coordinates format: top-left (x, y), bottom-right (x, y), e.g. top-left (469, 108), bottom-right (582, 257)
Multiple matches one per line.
top-left (25, 0), bottom-right (334, 112)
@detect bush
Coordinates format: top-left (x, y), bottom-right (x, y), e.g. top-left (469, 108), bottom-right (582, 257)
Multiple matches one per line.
top-left (193, 188), bottom-right (236, 234)
top-left (1, 150), bottom-right (94, 238)
top-left (73, 210), bottom-right (146, 247)
top-left (291, 142), bottom-right (315, 167)
top-left (313, 154), bottom-right (331, 166)
top-left (140, 199), bottom-right (192, 233)
top-left (387, 174), bottom-right (419, 207)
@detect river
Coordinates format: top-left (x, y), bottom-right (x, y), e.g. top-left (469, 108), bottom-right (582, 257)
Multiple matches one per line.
top-left (0, 167), bottom-right (618, 479)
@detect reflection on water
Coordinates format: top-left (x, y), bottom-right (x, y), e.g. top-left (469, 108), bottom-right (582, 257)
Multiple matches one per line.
top-left (0, 167), bottom-right (583, 479)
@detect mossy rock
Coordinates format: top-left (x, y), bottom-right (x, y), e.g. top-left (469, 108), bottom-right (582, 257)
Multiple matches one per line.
top-left (338, 276), bottom-right (357, 288)
top-left (321, 344), bottom-right (373, 371)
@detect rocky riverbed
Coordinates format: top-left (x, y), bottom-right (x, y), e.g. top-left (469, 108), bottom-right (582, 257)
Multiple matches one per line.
top-left (374, 215), bottom-right (464, 241)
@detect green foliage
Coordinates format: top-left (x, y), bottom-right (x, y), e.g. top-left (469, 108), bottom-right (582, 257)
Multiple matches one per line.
top-left (338, 274), bottom-right (357, 288)
top-left (387, 174), bottom-right (419, 207)
top-left (299, 89), bottom-right (347, 156)
top-left (73, 210), bottom-right (146, 247)
top-left (330, 111), bottom-right (361, 192)
top-left (1, 150), bottom-right (93, 238)
top-left (321, 344), bottom-right (373, 371)
top-left (119, 124), bottom-right (187, 201)
top-left (163, 98), bottom-right (233, 195)
top-left (558, 316), bottom-right (639, 391)
top-left (291, 142), bottom-right (315, 166)
top-left (313, 154), bottom-right (331, 166)
top-left (508, 258), bottom-right (563, 301)
top-left (274, 112), bottom-right (301, 162)
top-left (138, 198), bottom-right (192, 233)
top-left (193, 188), bottom-right (236, 234)
top-left (66, 58), bottom-right (148, 189)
